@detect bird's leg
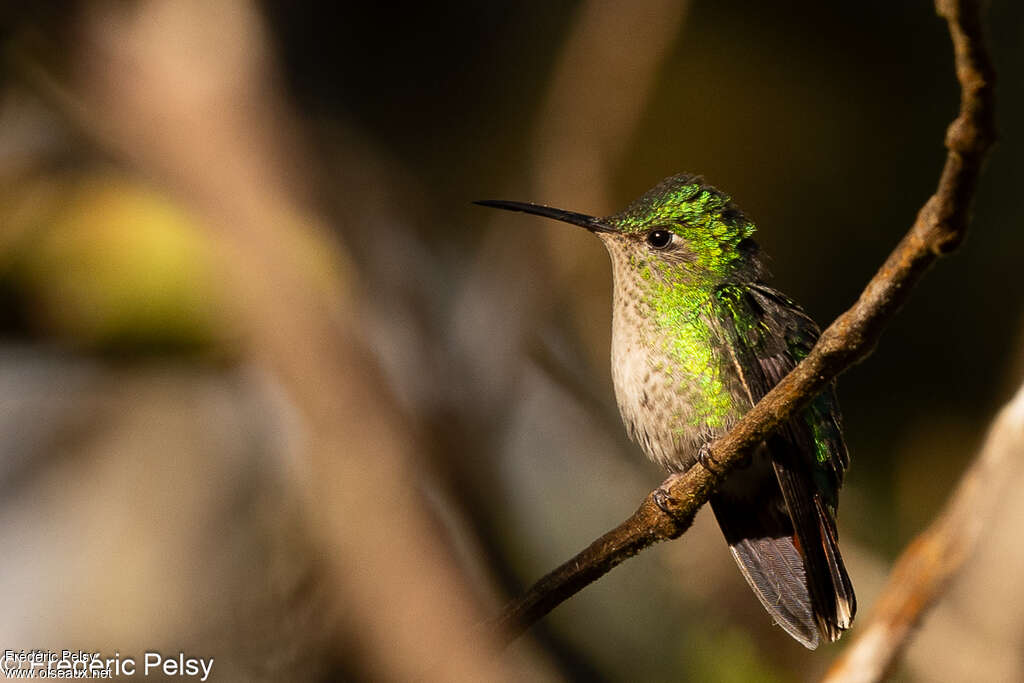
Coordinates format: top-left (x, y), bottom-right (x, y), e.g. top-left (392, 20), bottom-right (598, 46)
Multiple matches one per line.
top-left (697, 442), bottom-right (726, 476)
top-left (654, 443), bottom-right (727, 516)
top-left (652, 473), bottom-right (687, 518)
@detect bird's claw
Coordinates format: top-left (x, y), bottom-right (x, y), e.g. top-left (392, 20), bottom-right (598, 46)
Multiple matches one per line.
top-left (653, 473), bottom-right (689, 527)
top-left (653, 485), bottom-right (678, 516)
top-left (697, 443), bottom-right (725, 476)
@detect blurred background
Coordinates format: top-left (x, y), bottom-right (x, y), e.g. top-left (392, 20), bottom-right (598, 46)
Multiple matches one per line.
top-left (0, 0), bottom-right (1021, 681)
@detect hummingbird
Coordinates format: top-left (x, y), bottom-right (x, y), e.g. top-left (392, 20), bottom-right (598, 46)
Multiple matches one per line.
top-left (476, 174), bottom-right (855, 649)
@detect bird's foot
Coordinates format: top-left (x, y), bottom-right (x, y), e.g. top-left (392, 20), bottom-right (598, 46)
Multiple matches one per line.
top-left (653, 473), bottom-right (686, 518)
top-left (697, 443), bottom-right (725, 476)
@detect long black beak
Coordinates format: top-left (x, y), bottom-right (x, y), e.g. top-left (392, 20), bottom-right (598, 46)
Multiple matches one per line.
top-left (474, 200), bottom-right (616, 234)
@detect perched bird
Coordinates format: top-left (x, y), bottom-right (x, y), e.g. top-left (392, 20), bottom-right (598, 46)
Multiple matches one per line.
top-left (476, 174), bottom-right (855, 648)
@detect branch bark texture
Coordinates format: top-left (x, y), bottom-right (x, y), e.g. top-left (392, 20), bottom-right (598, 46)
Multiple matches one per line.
top-left (494, 0), bottom-right (995, 644)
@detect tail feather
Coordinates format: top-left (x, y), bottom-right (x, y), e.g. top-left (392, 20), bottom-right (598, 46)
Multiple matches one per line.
top-left (728, 533), bottom-right (820, 649)
top-left (711, 458), bottom-right (856, 648)
top-left (772, 460), bottom-right (856, 643)
top-left (814, 495), bottom-right (856, 630)
top-left (711, 489), bottom-right (823, 649)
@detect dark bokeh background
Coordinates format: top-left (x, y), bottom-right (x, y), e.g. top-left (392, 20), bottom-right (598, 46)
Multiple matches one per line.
top-left (0, 1), bottom-right (1021, 681)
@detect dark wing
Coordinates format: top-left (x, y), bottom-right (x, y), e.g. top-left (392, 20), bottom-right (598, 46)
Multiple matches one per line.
top-left (709, 283), bottom-right (855, 648)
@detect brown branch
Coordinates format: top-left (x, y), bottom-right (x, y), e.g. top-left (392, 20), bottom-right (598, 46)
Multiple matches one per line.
top-left (822, 382), bottom-right (1024, 683)
top-left (493, 0), bottom-right (996, 644)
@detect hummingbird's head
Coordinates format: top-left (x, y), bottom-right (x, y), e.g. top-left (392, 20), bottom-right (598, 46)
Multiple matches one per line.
top-left (477, 174), bottom-right (760, 286)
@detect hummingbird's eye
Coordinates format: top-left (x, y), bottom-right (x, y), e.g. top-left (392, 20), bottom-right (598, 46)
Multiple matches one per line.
top-left (645, 229), bottom-right (673, 249)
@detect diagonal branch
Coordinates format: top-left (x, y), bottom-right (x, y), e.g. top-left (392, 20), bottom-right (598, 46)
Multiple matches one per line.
top-left (492, 0), bottom-right (995, 644)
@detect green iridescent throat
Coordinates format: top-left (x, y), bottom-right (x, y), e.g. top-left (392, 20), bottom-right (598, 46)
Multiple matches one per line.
top-left (632, 267), bottom-right (763, 431)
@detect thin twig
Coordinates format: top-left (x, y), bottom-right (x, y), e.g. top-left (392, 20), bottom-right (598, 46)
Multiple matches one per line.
top-left (493, 0), bottom-right (995, 644)
top-left (822, 383), bottom-right (1024, 683)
